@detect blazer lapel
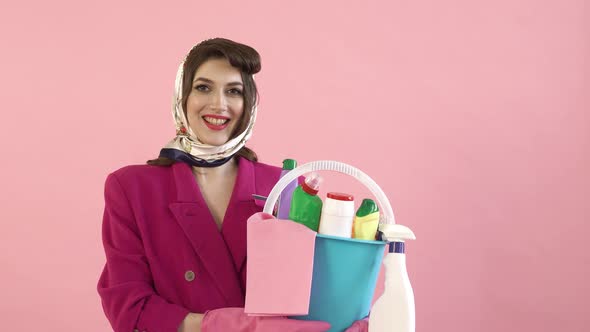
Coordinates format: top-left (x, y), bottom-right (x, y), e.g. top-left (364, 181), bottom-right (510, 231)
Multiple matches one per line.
top-left (221, 157), bottom-right (260, 276)
top-left (168, 162), bottom-right (244, 305)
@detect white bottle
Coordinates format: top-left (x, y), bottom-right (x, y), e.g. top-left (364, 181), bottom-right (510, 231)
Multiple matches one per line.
top-left (369, 224), bottom-right (416, 332)
top-left (318, 192), bottom-right (355, 238)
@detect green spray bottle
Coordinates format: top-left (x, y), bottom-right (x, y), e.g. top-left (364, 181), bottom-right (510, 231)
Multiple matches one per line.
top-left (288, 172), bottom-right (323, 232)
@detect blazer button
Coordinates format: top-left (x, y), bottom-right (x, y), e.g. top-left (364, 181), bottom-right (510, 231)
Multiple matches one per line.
top-left (185, 270), bottom-right (196, 282)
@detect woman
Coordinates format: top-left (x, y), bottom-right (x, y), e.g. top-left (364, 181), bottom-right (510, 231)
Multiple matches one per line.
top-left (97, 38), bottom-right (367, 332)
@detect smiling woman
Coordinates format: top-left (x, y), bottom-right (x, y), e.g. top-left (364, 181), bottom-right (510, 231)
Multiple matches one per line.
top-left (96, 38), bottom-right (345, 332)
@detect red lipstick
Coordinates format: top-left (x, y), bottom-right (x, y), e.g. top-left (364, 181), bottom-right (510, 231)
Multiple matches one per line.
top-left (202, 114), bottom-right (230, 131)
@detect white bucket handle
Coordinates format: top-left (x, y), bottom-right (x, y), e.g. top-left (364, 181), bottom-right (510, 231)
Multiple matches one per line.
top-left (263, 160), bottom-right (396, 225)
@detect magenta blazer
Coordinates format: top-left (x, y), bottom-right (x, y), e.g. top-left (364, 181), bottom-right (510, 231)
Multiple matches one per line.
top-left (97, 157), bottom-right (281, 332)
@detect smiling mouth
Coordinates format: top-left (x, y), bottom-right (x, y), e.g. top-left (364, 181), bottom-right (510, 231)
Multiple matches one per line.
top-left (203, 116), bottom-right (230, 126)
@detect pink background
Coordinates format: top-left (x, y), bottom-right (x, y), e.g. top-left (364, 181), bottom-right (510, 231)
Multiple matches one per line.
top-left (1, 0), bottom-right (588, 331)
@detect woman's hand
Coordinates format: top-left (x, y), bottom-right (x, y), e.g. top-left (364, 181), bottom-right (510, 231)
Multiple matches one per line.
top-left (178, 308), bottom-right (367, 332)
top-left (178, 313), bottom-right (204, 332)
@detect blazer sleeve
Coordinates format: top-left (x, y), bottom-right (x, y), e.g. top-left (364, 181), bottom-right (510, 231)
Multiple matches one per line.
top-left (97, 173), bottom-right (190, 332)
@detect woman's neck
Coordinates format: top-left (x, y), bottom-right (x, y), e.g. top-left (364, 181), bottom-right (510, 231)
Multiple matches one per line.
top-left (191, 157), bottom-right (238, 178)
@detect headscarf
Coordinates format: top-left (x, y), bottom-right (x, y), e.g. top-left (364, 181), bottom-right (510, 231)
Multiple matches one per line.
top-left (158, 42), bottom-right (257, 167)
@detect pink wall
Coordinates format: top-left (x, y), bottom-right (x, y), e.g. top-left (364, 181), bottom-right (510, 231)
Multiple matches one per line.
top-left (1, 0), bottom-right (588, 331)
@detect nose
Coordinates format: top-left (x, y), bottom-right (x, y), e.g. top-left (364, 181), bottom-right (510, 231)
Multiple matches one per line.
top-left (208, 90), bottom-right (228, 111)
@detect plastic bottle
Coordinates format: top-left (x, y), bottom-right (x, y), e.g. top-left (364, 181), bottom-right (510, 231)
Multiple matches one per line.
top-left (288, 173), bottom-right (323, 231)
top-left (277, 159), bottom-right (298, 219)
top-left (369, 223), bottom-right (416, 332)
top-left (318, 192), bottom-right (355, 238)
top-left (351, 199), bottom-right (380, 240)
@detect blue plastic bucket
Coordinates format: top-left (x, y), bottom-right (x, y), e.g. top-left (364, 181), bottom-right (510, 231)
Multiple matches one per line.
top-left (291, 233), bottom-right (386, 332)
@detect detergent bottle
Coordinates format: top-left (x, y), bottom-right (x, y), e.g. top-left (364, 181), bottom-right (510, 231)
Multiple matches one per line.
top-left (288, 172), bottom-right (323, 232)
top-left (277, 159), bottom-right (298, 219)
top-left (352, 199), bottom-right (380, 240)
top-left (318, 192), bottom-right (355, 238)
top-left (369, 223), bottom-right (416, 332)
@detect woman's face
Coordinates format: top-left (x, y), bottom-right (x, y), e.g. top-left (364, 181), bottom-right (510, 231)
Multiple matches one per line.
top-left (186, 58), bottom-right (245, 146)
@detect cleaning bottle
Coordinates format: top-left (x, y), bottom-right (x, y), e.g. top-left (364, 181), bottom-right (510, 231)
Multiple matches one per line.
top-left (352, 199), bottom-right (380, 240)
top-left (288, 172), bottom-right (323, 232)
top-left (369, 223), bottom-right (416, 332)
top-left (277, 159), bottom-right (298, 219)
top-left (318, 192), bottom-right (355, 238)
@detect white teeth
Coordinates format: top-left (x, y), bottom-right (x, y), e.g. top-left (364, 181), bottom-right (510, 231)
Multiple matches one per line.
top-left (203, 116), bottom-right (229, 126)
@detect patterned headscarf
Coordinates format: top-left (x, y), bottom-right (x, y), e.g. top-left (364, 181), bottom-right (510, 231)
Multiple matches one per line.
top-left (158, 42), bottom-right (257, 167)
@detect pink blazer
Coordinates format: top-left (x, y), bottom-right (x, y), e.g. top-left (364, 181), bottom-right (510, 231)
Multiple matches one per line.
top-left (97, 157), bottom-right (281, 332)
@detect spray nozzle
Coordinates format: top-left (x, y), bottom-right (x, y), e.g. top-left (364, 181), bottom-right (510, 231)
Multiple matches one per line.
top-left (378, 224), bottom-right (415, 253)
top-left (378, 224), bottom-right (416, 242)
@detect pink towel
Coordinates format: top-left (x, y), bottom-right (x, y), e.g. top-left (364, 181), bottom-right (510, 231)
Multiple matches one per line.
top-left (245, 212), bottom-right (317, 316)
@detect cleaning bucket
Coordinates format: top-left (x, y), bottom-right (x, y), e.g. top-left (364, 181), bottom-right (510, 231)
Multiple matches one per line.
top-left (293, 233), bottom-right (385, 331)
top-left (257, 160), bottom-right (397, 332)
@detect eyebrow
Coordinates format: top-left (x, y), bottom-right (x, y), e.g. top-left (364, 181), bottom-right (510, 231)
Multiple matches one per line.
top-left (193, 77), bottom-right (243, 86)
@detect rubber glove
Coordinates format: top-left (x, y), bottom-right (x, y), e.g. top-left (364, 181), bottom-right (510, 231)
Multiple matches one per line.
top-left (201, 307), bottom-right (331, 332)
top-left (344, 317), bottom-right (369, 332)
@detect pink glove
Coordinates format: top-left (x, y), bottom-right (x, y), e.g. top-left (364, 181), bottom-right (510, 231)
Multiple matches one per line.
top-left (201, 307), bottom-right (331, 332)
top-left (344, 317), bottom-right (369, 332)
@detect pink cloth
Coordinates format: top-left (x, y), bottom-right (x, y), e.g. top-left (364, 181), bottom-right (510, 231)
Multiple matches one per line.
top-left (245, 212), bottom-right (317, 316)
top-left (97, 157), bottom-right (281, 332)
top-left (344, 318), bottom-right (369, 332)
top-left (202, 307), bottom-right (331, 332)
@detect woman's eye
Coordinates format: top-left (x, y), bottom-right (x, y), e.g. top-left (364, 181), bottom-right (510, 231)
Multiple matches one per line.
top-left (228, 88), bottom-right (243, 95)
top-left (195, 84), bottom-right (209, 92)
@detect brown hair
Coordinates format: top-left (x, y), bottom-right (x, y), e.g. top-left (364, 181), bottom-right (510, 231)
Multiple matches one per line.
top-left (147, 38), bottom-right (261, 166)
